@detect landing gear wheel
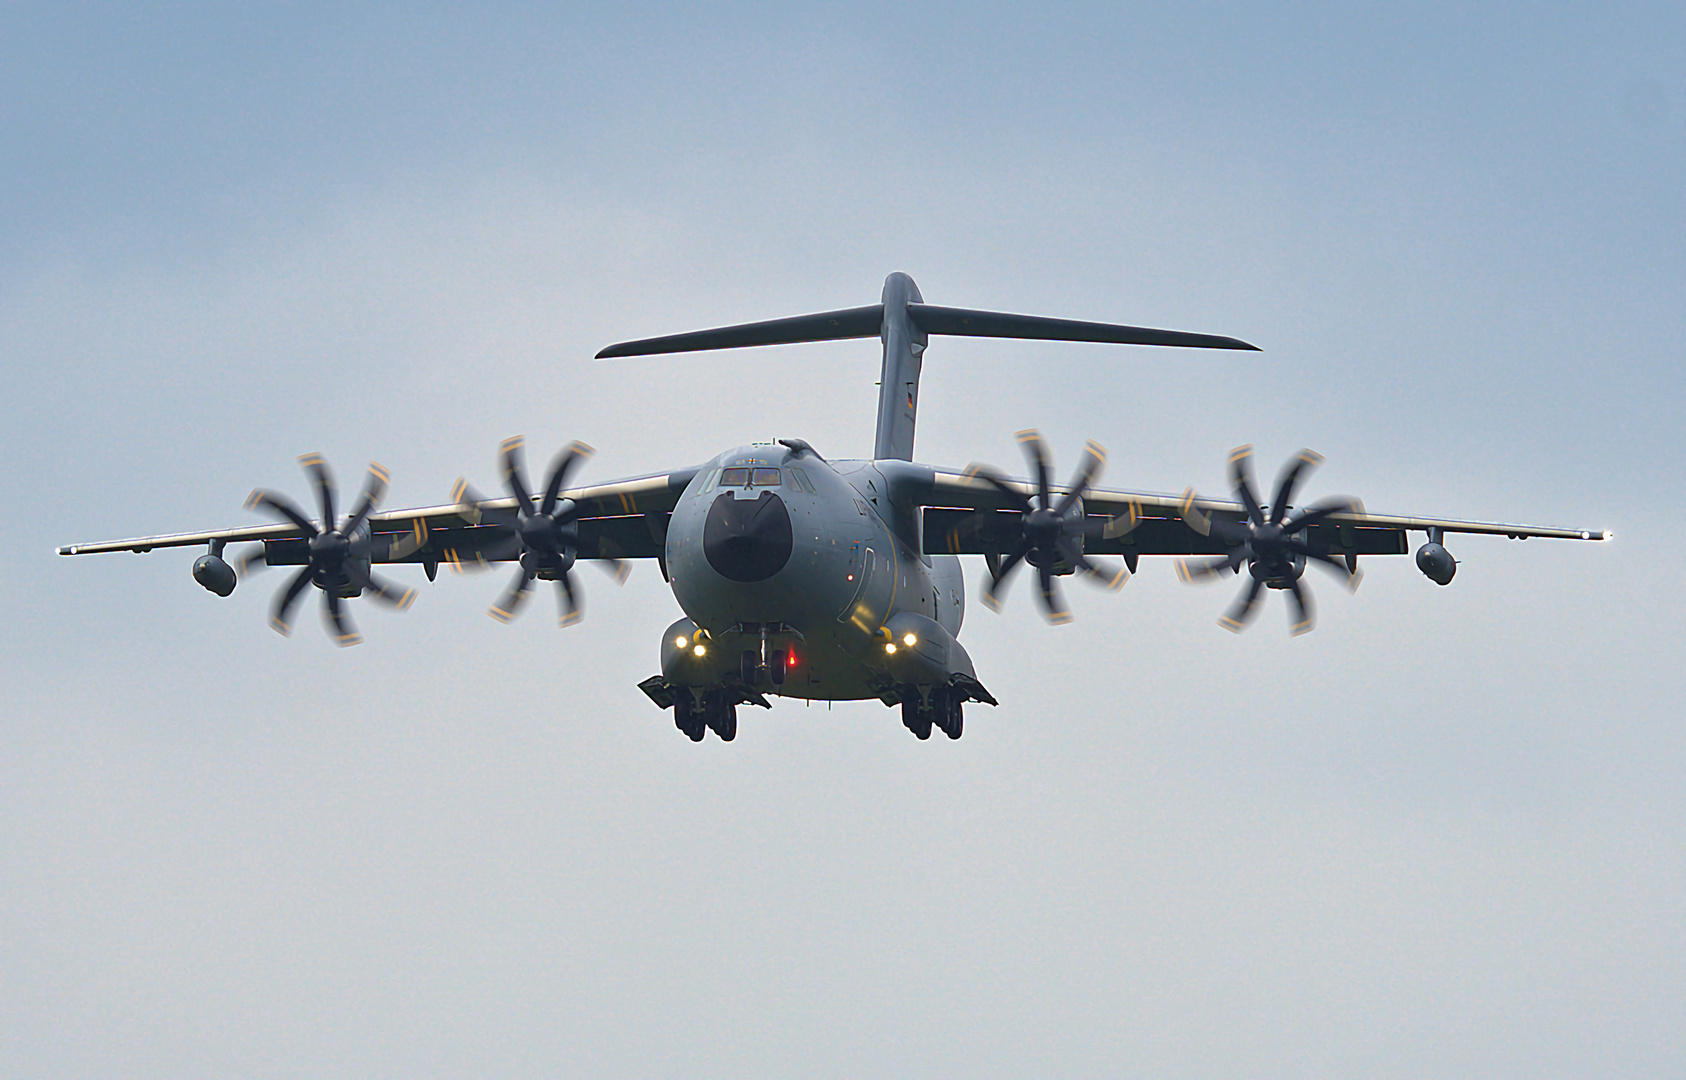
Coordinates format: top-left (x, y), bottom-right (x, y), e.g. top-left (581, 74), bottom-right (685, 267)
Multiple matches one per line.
top-left (705, 693), bottom-right (738, 742)
top-left (768, 648), bottom-right (787, 686)
top-left (901, 697), bottom-right (932, 740)
top-left (945, 697), bottom-right (964, 740)
top-left (740, 649), bottom-right (760, 686)
top-left (930, 688), bottom-right (964, 740)
top-left (674, 693), bottom-right (705, 742)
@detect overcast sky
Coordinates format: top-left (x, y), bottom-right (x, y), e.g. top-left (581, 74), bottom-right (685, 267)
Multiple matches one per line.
top-left (2, 4), bottom-right (1682, 1076)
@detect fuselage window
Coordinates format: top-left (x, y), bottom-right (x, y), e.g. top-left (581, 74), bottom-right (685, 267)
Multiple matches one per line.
top-left (752, 467), bottom-right (781, 487)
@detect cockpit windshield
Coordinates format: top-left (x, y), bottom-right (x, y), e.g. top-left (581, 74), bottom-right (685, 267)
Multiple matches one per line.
top-left (718, 466), bottom-right (781, 488)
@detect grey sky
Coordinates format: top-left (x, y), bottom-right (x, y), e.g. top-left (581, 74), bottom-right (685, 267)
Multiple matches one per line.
top-left (3, 4), bottom-right (1682, 1076)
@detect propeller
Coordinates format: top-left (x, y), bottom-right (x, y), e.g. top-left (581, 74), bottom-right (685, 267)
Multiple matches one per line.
top-left (1175, 446), bottom-right (1363, 635)
top-left (455, 437), bottom-right (626, 627)
top-left (963, 430), bottom-right (1131, 624)
top-left (243, 454), bottom-right (417, 646)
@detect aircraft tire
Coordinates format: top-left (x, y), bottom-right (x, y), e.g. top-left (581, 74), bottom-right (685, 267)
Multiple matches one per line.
top-left (901, 698), bottom-right (932, 740)
top-left (674, 694), bottom-right (705, 741)
top-left (946, 699), bottom-right (964, 740)
top-left (705, 693), bottom-right (737, 742)
top-left (740, 650), bottom-right (759, 686)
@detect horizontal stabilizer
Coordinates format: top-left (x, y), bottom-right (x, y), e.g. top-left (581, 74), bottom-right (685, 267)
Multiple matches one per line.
top-left (595, 305), bottom-right (884, 358)
top-left (907, 304), bottom-right (1259, 352)
top-left (596, 296), bottom-right (1259, 359)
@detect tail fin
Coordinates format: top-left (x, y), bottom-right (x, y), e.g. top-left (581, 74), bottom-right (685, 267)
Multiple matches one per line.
top-left (595, 273), bottom-right (1258, 460)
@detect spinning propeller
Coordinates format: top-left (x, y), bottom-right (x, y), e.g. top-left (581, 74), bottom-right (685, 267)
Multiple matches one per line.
top-left (965, 431), bottom-right (1130, 624)
top-left (1175, 446), bottom-right (1362, 635)
top-left (452, 437), bottom-right (626, 627)
top-left (243, 454), bottom-right (417, 645)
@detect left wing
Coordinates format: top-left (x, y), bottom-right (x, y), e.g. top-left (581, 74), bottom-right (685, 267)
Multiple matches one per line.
top-left (915, 469), bottom-right (1608, 562)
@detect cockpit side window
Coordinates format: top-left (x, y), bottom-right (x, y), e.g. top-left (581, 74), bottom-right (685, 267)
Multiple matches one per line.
top-left (788, 467), bottom-right (815, 494)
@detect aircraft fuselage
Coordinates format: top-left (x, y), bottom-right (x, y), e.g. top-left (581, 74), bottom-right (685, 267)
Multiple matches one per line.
top-left (659, 441), bottom-right (973, 704)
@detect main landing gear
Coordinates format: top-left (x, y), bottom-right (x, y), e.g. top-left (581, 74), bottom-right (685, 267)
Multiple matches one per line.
top-left (673, 690), bottom-right (737, 742)
top-left (902, 686), bottom-right (963, 741)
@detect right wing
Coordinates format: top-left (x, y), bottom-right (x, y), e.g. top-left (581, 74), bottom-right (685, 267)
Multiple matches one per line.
top-left (57, 467), bottom-right (701, 567)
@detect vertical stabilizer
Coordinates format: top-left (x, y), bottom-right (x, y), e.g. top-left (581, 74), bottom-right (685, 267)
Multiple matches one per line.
top-left (875, 273), bottom-right (926, 461)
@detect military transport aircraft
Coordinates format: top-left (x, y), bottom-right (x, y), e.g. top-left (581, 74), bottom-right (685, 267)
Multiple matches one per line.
top-left (57, 273), bottom-right (1607, 742)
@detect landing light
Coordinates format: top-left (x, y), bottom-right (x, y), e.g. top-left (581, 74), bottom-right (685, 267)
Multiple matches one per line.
top-left (884, 643), bottom-right (897, 655)
top-left (693, 644), bottom-right (707, 657)
top-left (902, 633), bottom-right (917, 647)
top-left (675, 635), bottom-right (690, 649)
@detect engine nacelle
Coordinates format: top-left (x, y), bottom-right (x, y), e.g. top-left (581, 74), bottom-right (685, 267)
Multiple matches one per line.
top-left (1416, 541), bottom-right (1456, 585)
top-left (191, 553), bottom-right (237, 596)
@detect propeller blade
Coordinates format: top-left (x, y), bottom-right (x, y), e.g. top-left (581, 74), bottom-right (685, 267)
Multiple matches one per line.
top-left (270, 565), bottom-right (314, 636)
top-left (962, 464), bottom-right (1034, 513)
top-left (982, 537), bottom-right (1034, 612)
top-left (1178, 489), bottom-right (1212, 537)
top-left (244, 490), bottom-right (319, 536)
top-left (594, 558), bottom-right (631, 585)
top-left (1228, 445), bottom-right (1265, 527)
top-left (499, 436), bottom-right (535, 517)
top-left (1176, 556), bottom-right (1239, 583)
top-left (993, 537), bottom-right (1033, 584)
top-left (1052, 439), bottom-right (1106, 518)
top-left (1059, 536), bottom-right (1128, 590)
top-left (384, 518), bottom-right (429, 561)
top-left (1018, 430), bottom-right (1051, 509)
top-left (342, 462), bottom-right (391, 536)
top-left (233, 543), bottom-right (268, 578)
top-left (347, 564), bottom-right (418, 609)
top-left (323, 589), bottom-right (363, 646)
top-left (1285, 576), bottom-right (1314, 635)
top-left (480, 533), bottom-right (524, 564)
top-left (488, 566), bottom-right (535, 623)
top-left (1036, 562), bottom-right (1073, 624)
top-left (1217, 575), bottom-right (1265, 632)
top-left (1097, 499), bottom-right (1143, 539)
top-left (541, 441), bottom-right (594, 517)
top-left (550, 499), bottom-right (581, 527)
top-left (1207, 517), bottom-right (1253, 546)
top-left (1305, 551), bottom-right (1363, 591)
top-left (449, 477), bottom-right (509, 526)
top-left (1270, 450), bottom-right (1323, 525)
top-left (1283, 497), bottom-right (1364, 532)
top-left (299, 453), bottom-right (336, 529)
top-left (556, 572), bottom-right (582, 627)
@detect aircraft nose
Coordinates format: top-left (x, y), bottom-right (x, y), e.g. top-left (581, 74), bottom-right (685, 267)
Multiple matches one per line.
top-left (703, 490), bottom-right (793, 582)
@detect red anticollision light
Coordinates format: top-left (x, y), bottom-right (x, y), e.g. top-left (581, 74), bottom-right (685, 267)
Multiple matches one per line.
top-left (786, 650), bottom-right (798, 667)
